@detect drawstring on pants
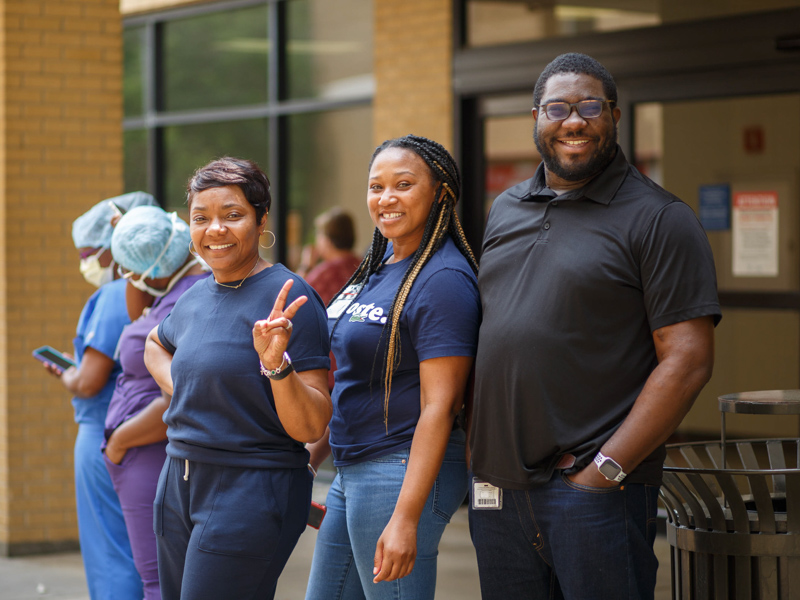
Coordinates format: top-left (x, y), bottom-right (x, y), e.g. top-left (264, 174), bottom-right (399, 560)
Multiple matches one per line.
top-left (184, 459), bottom-right (189, 481)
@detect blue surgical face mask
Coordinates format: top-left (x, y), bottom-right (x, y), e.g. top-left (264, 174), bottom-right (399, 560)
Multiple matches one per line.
top-left (79, 252), bottom-right (113, 288)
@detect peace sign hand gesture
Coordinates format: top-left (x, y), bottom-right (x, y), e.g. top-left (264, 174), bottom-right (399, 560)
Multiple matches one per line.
top-left (252, 279), bottom-right (308, 370)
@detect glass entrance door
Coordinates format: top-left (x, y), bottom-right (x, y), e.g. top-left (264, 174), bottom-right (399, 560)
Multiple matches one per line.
top-left (479, 93), bottom-right (539, 220)
top-left (633, 94), bottom-right (800, 438)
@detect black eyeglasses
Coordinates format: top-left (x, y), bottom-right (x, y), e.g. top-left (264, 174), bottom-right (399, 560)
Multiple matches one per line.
top-left (538, 99), bottom-right (614, 121)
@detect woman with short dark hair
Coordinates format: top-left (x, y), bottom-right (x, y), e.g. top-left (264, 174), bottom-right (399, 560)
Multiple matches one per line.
top-left (144, 157), bottom-right (332, 600)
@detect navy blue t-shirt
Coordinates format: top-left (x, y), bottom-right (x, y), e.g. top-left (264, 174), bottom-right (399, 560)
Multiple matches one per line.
top-left (326, 236), bottom-right (480, 466)
top-left (158, 264), bottom-right (330, 469)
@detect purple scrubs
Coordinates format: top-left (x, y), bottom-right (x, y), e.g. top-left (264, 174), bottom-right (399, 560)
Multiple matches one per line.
top-left (104, 272), bottom-right (208, 600)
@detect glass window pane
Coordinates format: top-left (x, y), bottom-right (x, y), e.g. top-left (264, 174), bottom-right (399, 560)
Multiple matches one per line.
top-left (633, 93), bottom-right (800, 293)
top-left (124, 26), bottom-right (144, 116)
top-left (286, 0), bottom-right (373, 100)
top-left (162, 5), bottom-right (269, 112)
top-left (124, 129), bottom-right (149, 195)
top-left (287, 105), bottom-right (373, 270)
top-left (484, 113), bottom-right (539, 219)
top-left (633, 102), bottom-right (663, 186)
top-left (162, 119), bottom-right (269, 213)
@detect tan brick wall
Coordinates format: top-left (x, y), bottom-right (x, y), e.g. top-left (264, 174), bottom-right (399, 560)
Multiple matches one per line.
top-left (1, 0), bottom-right (123, 555)
top-left (373, 0), bottom-right (453, 150)
top-left (0, 0), bottom-right (7, 555)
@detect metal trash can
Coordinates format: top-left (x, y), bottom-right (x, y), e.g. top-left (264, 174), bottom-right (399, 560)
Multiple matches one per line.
top-left (660, 438), bottom-right (800, 599)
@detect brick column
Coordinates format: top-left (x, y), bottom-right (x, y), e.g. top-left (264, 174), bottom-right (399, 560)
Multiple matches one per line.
top-left (0, 0), bottom-right (123, 555)
top-left (373, 0), bottom-right (453, 149)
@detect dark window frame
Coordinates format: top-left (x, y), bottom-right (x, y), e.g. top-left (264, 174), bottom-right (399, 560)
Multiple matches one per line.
top-left (123, 0), bottom-right (372, 264)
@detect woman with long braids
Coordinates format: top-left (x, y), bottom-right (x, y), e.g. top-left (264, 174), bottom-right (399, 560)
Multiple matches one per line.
top-left (305, 134), bottom-right (480, 600)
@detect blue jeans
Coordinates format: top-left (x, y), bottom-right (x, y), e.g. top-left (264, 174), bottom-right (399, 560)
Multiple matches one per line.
top-left (305, 431), bottom-right (468, 600)
top-left (468, 472), bottom-right (659, 600)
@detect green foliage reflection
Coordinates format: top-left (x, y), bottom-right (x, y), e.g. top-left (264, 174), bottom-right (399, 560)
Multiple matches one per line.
top-left (162, 119), bottom-right (270, 211)
top-left (163, 6), bottom-right (269, 111)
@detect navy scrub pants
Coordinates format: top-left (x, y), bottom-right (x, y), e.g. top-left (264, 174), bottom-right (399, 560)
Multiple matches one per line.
top-left (154, 457), bottom-right (312, 600)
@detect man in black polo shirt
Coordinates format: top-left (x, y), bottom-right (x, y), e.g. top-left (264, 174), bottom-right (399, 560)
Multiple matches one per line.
top-left (468, 53), bottom-right (721, 599)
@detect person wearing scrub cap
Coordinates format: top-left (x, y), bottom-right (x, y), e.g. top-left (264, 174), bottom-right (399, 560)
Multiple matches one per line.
top-left (103, 205), bottom-right (208, 600)
top-left (71, 191), bottom-right (158, 289)
top-left (44, 191), bottom-right (157, 600)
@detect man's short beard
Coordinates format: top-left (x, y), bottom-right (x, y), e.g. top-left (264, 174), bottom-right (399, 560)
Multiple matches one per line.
top-left (534, 126), bottom-right (617, 183)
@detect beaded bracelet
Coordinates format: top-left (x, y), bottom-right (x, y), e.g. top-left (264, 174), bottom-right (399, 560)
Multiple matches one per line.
top-left (260, 351), bottom-right (294, 380)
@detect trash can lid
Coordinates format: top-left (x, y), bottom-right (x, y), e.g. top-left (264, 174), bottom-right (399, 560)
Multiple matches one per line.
top-left (719, 389), bottom-right (800, 414)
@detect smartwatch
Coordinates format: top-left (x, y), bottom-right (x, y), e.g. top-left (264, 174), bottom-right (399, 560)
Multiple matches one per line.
top-left (593, 451), bottom-right (627, 483)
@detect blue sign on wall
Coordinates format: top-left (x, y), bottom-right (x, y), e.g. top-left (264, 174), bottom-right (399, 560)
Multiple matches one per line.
top-left (699, 184), bottom-right (731, 231)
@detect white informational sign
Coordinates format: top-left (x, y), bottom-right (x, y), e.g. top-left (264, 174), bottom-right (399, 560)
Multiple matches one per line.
top-left (732, 191), bottom-right (779, 277)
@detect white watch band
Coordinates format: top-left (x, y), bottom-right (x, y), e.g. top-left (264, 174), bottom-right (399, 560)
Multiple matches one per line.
top-left (593, 451), bottom-right (627, 483)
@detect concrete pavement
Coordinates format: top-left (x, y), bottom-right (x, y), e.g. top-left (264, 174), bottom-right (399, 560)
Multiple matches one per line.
top-left (0, 506), bottom-right (672, 599)
top-left (0, 477), bottom-right (673, 599)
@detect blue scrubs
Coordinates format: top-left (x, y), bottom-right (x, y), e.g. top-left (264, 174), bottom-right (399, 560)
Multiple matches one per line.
top-left (72, 278), bottom-right (142, 600)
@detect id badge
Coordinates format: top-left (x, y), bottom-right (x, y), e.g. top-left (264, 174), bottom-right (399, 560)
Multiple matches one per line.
top-left (327, 284), bottom-right (363, 319)
top-left (472, 477), bottom-right (502, 510)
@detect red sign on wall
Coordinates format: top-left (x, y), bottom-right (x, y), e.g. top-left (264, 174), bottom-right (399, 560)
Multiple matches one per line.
top-left (743, 126), bottom-right (765, 154)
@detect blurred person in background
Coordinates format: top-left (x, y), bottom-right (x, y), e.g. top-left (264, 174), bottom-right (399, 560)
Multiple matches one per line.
top-left (143, 157), bottom-right (332, 600)
top-left (297, 207), bottom-right (362, 305)
top-left (44, 191), bottom-right (157, 600)
top-left (103, 205), bottom-right (209, 600)
top-left (297, 207), bottom-right (362, 391)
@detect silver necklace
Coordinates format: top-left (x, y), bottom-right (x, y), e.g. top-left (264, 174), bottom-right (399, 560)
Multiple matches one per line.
top-left (214, 256), bottom-right (260, 289)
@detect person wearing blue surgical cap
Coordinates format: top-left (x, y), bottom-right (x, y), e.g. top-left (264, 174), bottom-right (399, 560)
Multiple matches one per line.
top-left (44, 191), bottom-right (157, 600)
top-left (103, 206), bottom-right (208, 600)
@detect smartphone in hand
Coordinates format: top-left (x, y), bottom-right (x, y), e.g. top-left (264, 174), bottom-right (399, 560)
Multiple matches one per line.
top-left (32, 346), bottom-right (76, 370)
top-left (308, 501), bottom-right (326, 529)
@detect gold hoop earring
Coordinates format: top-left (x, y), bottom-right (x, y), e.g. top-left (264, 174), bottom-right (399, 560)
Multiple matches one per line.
top-left (189, 240), bottom-right (198, 257)
top-left (259, 230), bottom-right (276, 250)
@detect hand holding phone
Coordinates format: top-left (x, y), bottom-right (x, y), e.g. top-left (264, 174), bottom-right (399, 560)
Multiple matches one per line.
top-left (33, 345), bottom-right (77, 372)
top-left (307, 501), bottom-right (326, 529)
